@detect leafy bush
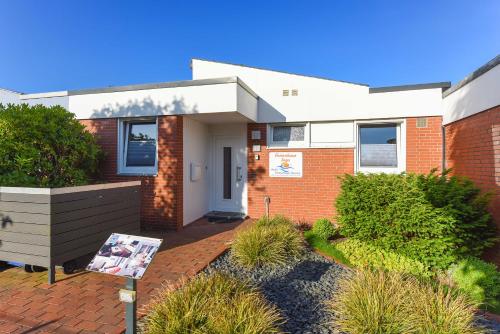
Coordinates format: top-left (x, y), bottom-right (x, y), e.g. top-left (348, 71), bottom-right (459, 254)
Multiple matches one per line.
top-left (329, 269), bottom-right (485, 334)
top-left (143, 271), bottom-right (283, 333)
top-left (449, 257), bottom-right (500, 313)
top-left (336, 171), bottom-right (496, 270)
top-left (312, 218), bottom-right (336, 240)
top-left (336, 239), bottom-right (433, 278)
top-left (0, 104), bottom-right (102, 187)
top-left (231, 216), bottom-right (304, 268)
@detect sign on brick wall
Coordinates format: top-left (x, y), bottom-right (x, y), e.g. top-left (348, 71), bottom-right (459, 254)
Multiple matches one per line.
top-left (269, 152), bottom-right (303, 177)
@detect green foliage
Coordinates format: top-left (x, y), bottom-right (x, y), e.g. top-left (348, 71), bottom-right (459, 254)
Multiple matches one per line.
top-left (303, 230), bottom-right (350, 265)
top-left (336, 171), bottom-right (496, 270)
top-left (336, 239), bottom-right (433, 278)
top-left (311, 218), bottom-right (336, 240)
top-left (255, 214), bottom-right (292, 227)
top-left (329, 269), bottom-right (485, 334)
top-left (0, 103), bottom-right (102, 187)
top-left (143, 271), bottom-right (283, 333)
top-left (450, 257), bottom-right (500, 313)
top-left (231, 216), bottom-right (304, 268)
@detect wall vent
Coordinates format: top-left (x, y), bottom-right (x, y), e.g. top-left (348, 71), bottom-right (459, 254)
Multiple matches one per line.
top-left (416, 117), bottom-right (428, 128)
top-left (282, 89), bottom-right (289, 96)
top-left (291, 89), bottom-right (298, 96)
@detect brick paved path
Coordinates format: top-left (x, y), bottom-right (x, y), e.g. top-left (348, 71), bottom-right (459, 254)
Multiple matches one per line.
top-left (0, 218), bottom-right (250, 333)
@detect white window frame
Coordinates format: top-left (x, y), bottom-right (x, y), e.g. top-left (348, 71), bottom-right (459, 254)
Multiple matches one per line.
top-left (118, 117), bottom-right (159, 175)
top-left (355, 119), bottom-right (406, 174)
top-left (267, 123), bottom-right (309, 148)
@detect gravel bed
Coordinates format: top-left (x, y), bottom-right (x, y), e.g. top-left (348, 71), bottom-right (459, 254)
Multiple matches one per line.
top-left (206, 250), bottom-right (347, 334)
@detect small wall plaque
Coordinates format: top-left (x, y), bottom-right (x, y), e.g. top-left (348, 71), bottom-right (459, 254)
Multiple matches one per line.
top-left (251, 130), bottom-right (261, 140)
top-left (252, 144), bottom-right (261, 152)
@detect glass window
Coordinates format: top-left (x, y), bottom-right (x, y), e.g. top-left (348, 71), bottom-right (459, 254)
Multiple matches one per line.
top-left (272, 125), bottom-right (305, 142)
top-left (359, 124), bottom-right (397, 167)
top-left (126, 122), bottom-right (157, 167)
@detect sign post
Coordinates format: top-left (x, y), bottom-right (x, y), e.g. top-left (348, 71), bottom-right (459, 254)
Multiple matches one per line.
top-left (87, 233), bottom-right (163, 334)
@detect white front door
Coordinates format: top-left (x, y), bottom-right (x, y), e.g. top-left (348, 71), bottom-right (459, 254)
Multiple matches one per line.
top-left (213, 136), bottom-right (246, 213)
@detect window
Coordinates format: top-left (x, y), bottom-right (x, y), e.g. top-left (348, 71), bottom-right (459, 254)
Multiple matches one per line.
top-left (357, 122), bottom-right (405, 173)
top-left (119, 119), bottom-right (158, 175)
top-left (269, 124), bottom-right (307, 147)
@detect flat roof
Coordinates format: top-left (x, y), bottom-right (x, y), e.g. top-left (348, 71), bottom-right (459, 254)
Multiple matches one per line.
top-left (369, 82), bottom-right (451, 94)
top-left (443, 54), bottom-right (500, 98)
top-left (19, 76), bottom-right (259, 100)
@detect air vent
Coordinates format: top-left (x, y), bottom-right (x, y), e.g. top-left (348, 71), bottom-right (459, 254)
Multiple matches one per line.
top-left (416, 117), bottom-right (428, 128)
top-left (291, 89), bottom-right (298, 96)
top-left (282, 89), bottom-right (289, 96)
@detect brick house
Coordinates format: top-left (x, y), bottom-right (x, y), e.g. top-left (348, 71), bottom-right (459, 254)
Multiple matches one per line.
top-left (1, 56), bottom-right (498, 246)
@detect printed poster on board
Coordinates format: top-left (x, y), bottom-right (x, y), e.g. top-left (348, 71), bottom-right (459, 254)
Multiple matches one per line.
top-left (86, 233), bottom-right (162, 280)
top-left (269, 152), bottom-right (303, 177)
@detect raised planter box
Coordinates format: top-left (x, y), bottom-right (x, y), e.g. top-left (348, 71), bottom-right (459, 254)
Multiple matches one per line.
top-left (0, 181), bottom-right (141, 283)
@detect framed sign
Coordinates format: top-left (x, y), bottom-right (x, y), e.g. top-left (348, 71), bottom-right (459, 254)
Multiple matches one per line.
top-left (269, 152), bottom-right (303, 177)
top-left (87, 233), bottom-right (162, 279)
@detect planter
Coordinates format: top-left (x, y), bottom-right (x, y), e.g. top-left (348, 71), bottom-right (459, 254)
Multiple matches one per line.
top-left (0, 181), bottom-right (141, 283)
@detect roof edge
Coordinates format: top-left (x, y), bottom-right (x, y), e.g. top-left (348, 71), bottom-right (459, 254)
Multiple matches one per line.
top-left (192, 58), bottom-right (369, 87)
top-left (443, 54), bottom-right (500, 98)
top-left (369, 82), bottom-right (451, 94)
top-left (0, 87), bottom-right (23, 94)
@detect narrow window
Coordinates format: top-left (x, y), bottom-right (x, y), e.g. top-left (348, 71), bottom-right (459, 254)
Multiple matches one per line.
top-left (223, 147), bottom-right (232, 199)
top-left (359, 124), bottom-right (398, 168)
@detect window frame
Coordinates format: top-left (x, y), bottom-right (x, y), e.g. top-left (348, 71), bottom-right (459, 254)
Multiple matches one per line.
top-left (355, 119), bottom-right (406, 174)
top-left (118, 117), bottom-right (159, 175)
top-left (267, 123), bottom-right (309, 148)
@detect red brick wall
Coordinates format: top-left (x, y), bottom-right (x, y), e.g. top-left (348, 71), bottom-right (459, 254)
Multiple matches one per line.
top-left (445, 106), bottom-right (500, 264)
top-left (406, 116), bottom-right (443, 174)
top-left (247, 124), bottom-right (354, 222)
top-left (80, 116), bottom-right (183, 231)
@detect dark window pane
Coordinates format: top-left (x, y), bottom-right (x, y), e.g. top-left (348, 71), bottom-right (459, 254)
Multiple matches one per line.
top-left (126, 122), bottom-right (156, 167)
top-left (273, 126), bottom-right (304, 142)
top-left (360, 125), bottom-right (397, 167)
top-left (223, 147), bottom-right (232, 199)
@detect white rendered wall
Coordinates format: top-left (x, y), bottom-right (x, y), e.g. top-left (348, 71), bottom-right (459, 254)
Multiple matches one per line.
top-left (443, 64), bottom-right (500, 125)
top-left (183, 116), bottom-right (210, 225)
top-left (0, 89), bottom-right (20, 104)
top-left (192, 59), bottom-right (445, 122)
top-left (20, 93), bottom-right (69, 109)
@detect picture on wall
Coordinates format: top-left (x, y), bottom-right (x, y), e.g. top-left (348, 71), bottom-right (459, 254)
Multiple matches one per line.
top-left (86, 233), bottom-right (162, 279)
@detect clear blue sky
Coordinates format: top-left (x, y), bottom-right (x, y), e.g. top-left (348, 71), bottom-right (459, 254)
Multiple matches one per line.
top-left (0, 1), bottom-right (499, 93)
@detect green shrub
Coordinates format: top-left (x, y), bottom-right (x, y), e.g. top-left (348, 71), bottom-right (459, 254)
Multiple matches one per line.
top-left (231, 216), bottom-right (304, 268)
top-left (336, 171), bottom-right (496, 270)
top-left (336, 239), bottom-right (433, 278)
top-left (312, 218), bottom-right (336, 240)
top-left (143, 272), bottom-right (283, 333)
top-left (0, 103), bottom-right (102, 187)
top-left (450, 257), bottom-right (500, 313)
top-left (329, 269), bottom-right (485, 334)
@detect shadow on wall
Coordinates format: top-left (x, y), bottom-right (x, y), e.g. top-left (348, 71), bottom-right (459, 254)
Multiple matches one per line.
top-left (85, 96), bottom-right (200, 230)
top-left (446, 86), bottom-right (500, 265)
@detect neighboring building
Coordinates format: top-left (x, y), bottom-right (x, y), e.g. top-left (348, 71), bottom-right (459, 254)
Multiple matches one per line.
top-left (0, 56), bottom-right (497, 239)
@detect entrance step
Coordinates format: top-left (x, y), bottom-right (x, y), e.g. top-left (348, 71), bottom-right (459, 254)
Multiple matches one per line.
top-left (204, 211), bottom-right (246, 223)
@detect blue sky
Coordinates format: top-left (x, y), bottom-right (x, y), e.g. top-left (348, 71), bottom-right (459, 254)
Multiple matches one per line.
top-left (0, 1), bottom-right (498, 93)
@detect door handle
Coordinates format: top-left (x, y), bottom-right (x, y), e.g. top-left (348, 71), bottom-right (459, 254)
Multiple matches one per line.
top-left (236, 166), bottom-right (243, 182)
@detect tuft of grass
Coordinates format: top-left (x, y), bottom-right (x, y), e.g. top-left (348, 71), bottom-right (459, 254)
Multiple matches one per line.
top-left (329, 269), bottom-right (486, 334)
top-left (142, 271), bottom-right (283, 334)
top-left (449, 257), bottom-right (500, 314)
top-left (231, 216), bottom-right (304, 268)
top-left (255, 214), bottom-right (292, 227)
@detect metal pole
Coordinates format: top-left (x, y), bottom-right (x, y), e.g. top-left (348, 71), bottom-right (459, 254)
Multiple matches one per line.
top-left (125, 278), bottom-right (137, 334)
